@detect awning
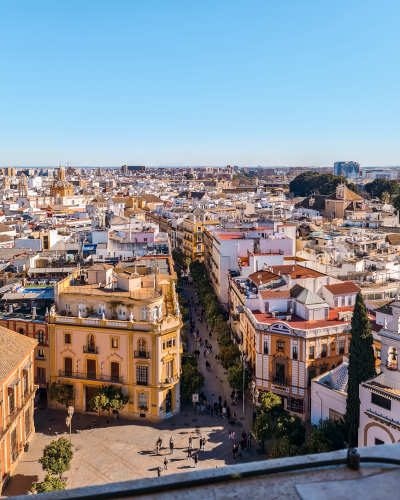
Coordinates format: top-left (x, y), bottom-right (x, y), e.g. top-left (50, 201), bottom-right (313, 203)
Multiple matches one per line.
top-left (236, 305), bottom-right (244, 313)
top-left (8, 378), bottom-right (20, 388)
top-left (83, 245), bottom-right (97, 251)
top-left (23, 361), bottom-right (33, 370)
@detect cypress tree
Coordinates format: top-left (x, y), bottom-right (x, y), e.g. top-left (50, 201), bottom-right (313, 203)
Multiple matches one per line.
top-left (345, 291), bottom-right (376, 446)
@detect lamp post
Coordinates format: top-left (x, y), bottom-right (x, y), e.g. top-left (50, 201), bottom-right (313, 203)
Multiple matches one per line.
top-left (65, 405), bottom-right (74, 443)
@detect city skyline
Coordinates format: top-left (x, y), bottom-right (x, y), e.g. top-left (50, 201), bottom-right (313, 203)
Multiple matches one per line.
top-left (1, 0), bottom-right (400, 166)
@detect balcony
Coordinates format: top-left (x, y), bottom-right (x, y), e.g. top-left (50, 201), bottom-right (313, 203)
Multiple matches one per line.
top-left (273, 376), bottom-right (287, 386)
top-left (35, 355), bottom-right (46, 361)
top-left (58, 371), bottom-right (123, 384)
top-left (35, 376), bottom-right (47, 386)
top-left (83, 346), bottom-right (99, 354)
top-left (134, 351), bottom-right (150, 359)
top-left (162, 374), bottom-right (178, 385)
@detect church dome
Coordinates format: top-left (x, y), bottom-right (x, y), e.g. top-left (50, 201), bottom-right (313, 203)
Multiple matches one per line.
top-left (50, 165), bottom-right (73, 197)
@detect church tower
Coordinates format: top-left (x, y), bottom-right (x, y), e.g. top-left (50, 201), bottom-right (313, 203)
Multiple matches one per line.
top-left (50, 164), bottom-right (74, 199)
top-left (18, 174), bottom-right (28, 198)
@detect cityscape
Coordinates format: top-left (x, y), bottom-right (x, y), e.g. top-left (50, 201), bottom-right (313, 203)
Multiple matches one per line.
top-left (1, 1), bottom-right (400, 499)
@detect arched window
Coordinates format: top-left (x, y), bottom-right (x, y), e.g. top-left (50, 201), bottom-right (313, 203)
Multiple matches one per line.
top-left (140, 307), bottom-right (149, 321)
top-left (87, 334), bottom-right (96, 353)
top-left (37, 331), bottom-right (44, 345)
top-left (18, 328), bottom-right (24, 335)
top-left (64, 357), bottom-right (73, 376)
top-left (78, 301), bottom-right (86, 317)
top-left (152, 306), bottom-right (159, 322)
top-left (138, 338), bottom-right (147, 357)
top-left (118, 306), bottom-right (126, 320)
top-left (98, 302), bottom-right (106, 316)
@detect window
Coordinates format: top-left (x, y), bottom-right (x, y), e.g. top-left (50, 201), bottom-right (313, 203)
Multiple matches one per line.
top-left (37, 331), bottom-right (44, 345)
top-left (375, 438), bottom-right (385, 445)
top-left (65, 303), bottom-right (70, 311)
top-left (371, 393), bottom-right (391, 411)
top-left (78, 301), bottom-right (86, 317)
top-left (110, 362), bottom-right (120, 382)
top-left (321, 344), bottom-right (327, 358)
top-left (275, 363), bottom-right (285, 384)
top-left (334, 297), bottom-right (338, 308)
top-left (38, 349), bottom-right (44, 358)
top-left (138, 339), bottom-right (147, 356)
top-left (293, 346), bottom-right (298, 360)
top-left (138, 392), bottom-right (148, 410)
top-left (263, 341), bottom-right (268, 354)
top-left (18, 328), bottom-right (24, 335)
top-left (308, 368), bottom-right (316, 386)
top-left (339, 340), bottom-right (345, 355)
top-left (309, 346), bottom-right (315, 359)
top-left (277, 341), bottom-right (284, 351)
top-left (165, 339), bottom-right (174, 349)
top-left (64, 357), bottom-right (73, 376)
top-left (197, 245), bottom-right (202, 252)
top-left (137, 366), bottom-right (147, 385)
top-left (111, 337), bottom-right (119, 349)
top-left (98, 302), bottom-right (106, 316)
top-left (152, 306), bottom-right (159, 322)
top-left (165, 360), bottom-right (173, 380)
top-left (324, 308), bottom-right (329, 319)
top-left (87, 334), bottom-right (96, 352)
top-left (264, 302), bottom-right (269, 314)
top-left (140, 307), bottom-right (149, 321)
top-left (376, 348), bottom-right (381, 360)
top-left (64, 333), bottom-right (71, 344)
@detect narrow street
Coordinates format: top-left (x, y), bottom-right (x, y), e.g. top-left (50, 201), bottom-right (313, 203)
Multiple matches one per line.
top-left (182, 286), bottom-right (256, 434)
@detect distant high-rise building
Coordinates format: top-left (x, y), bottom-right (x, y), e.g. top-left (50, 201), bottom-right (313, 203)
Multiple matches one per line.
top-left (121, 165), bottom-right (145, 173)
top-left (334, 161), bottom-right (360, 178)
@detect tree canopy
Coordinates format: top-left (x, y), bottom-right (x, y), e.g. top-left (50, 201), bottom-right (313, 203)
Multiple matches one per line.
top-left (227, 363), bottom-right (249, 391)
top-left (89, 385), bottom-right (129, 421)
top-left (39, 437), bottom-right (73, 478)
top-left (289, 172), bottom-right (348, 197)
top-left (365, 178), bottom-right (399, 199)
top-left (48, 382), bottom-right (73, 406)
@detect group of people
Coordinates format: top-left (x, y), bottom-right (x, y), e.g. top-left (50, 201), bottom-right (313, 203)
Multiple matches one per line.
top-left (232, 431), bottom-right (252, 459)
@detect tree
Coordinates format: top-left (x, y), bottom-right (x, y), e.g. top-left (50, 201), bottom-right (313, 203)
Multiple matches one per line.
top-left (89, 385), bottom-right (129, 422)
top-left (316, 418), bottom-right (346, 451)
top-left (303, 429), bottom-right (333, 454)
top-left (48, 382), bottom-right (73, 406)
top-left (31, 474), bottom-right (66, 493)
top-left (227, 363), bottom-right (249, 391)
top-left (289, 172), bottom-right (348, 197)
top-left (347, 182), bottom-right (359, 194)
top-left (365, 178), bottom-right (399, 199)
top-left (39, 438), bottom-right (73, 478)
top-left (252, 392), bottom-right (283, 451)
top-left (381, 191), bottom-right (390, 204)
top-left (219, 344), bottom-right (240, 369)
top-left (345, 292), bottom-right (376, 447)
top-left (392, 194), bottom-right (400, 213)
top-left (184, 173), bottom-right (194, 180)
top-left (274, 413), bottom-right (306, 446)
top-left (270, 436), bottom-right (297, 459)
top-left (180, 363), bottom-right (205, 398)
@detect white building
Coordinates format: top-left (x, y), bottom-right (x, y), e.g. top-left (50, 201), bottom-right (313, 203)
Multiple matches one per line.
top-left (311, 359), bottom-right (348, 425)
top-left (359, 303), bottom-right (400, 447)
top-left (27, 177), bottom-right (43, 189)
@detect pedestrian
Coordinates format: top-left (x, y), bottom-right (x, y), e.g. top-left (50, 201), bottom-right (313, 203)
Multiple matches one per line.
top-left (232, 431), bottom-right (235, 440)
top-left (187, 447), bottom-right (192, 459)
top-left (194, 453), bottom-right (198, 468)
top-left (223, 400), bottom-right (227, 408)
top-left (157, 466), bottom-right (161, 477)
top-left (156, 442), bottom-right (160, 454)
top-left (218, 396), bottom-right (222, 404)
top-left (159, 437), bottom-right (163, 449)
top-left (232, 445), bottom-right (236, 459)
top-left (189, 435), bottom-right (193, 446)
top-left (202, 437), bottom-right (206, 451)
top-left (170, 438), bottom-right (174, 454)
top-left (227, 407), bottom-right (231, 420)
top-left (228, 430), bottom-right (233, 439)
top-left (247, 433), bottom-right (252, 446)
top-left (164, 457), bottom-right (168, 470)
top-left (222, 407), bottom-right (227, 418)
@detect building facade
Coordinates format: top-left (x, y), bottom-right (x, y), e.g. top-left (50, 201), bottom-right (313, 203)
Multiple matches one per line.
top-left (49, 264), bottom-right (182, 422)
top-left (0, 327), bottom-right (37, 494)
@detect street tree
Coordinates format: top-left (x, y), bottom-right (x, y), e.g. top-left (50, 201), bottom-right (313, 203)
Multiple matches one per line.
top-left (219, 344), bottom-right (240, 370)
top-left (303, 429), bottom-right (333, 454)
top-left (252, 392), bottom-right (283, 451)
top-left (274, 413), bottom-right (306, 446)
top-left (392, 194), bottom-right (400, 213)
top-left (227, 363), bottom-right (249, 391)
top-left (31, 474), bottom-right (66, 493)
top-left (345, 292), bottom-right (376, 446)
top-left (39, 437), bottom-right (73, 478)
top-left (270, 436), bottom-right (297, 459)
top-left (180, 364), bottom-right (205, 398)
top-left (48, 382), bottom-right (73, 406)
top-left (89, 385), bottom-right (129, 422)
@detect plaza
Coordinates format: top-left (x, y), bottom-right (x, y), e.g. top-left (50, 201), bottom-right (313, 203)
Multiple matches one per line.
top-left (2, 287), bottom-right (263, 497)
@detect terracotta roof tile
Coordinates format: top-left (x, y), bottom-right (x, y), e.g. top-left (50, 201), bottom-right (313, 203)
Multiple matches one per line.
top-left (323, 281), bottom-right (360, 295)
top-left (0, 327), bottom-right (37, 383)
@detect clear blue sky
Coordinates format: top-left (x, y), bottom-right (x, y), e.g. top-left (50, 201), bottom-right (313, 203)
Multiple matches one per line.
top-left (0, 0), bottom-right (399, 167)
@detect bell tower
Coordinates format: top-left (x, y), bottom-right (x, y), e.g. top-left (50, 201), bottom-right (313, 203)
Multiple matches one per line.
top-left (18, 174), bottom-right (28, 198)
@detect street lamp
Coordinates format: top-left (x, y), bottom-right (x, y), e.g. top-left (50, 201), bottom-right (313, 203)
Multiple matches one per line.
top-left (65, 405), bottom-right (74, 443)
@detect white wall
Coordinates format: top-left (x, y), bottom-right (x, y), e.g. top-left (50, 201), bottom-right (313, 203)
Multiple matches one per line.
top-left (311, 381), bottom-right (346, 426)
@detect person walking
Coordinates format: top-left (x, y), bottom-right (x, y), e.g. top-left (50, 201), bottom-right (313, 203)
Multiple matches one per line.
top-left (170, 438), bottom-right (174, 454)
top-left (194, 453), bottom-right (198, 468)
top-left (159, 437), bottom-right (163, 449)
top-left (218, 396), bottom-right (222, 404)
top-left (187, 447), bottom-right (192, 459)
top-left (247, 433), bottom-right (252, 446)
top-left (202, 437), bottom-right (206, 451)
top-left (164, 457), bottom-right (168, 470)
top-left (157, 467), bottom-right (162, 477)
top-left (156, 442), bottom-right (160, 454)
top-left (189, 435), bottom-right (193, 447)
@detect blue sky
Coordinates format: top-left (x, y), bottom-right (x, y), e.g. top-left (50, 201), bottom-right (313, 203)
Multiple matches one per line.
top-left (0, 1), bottom-right (399, 167)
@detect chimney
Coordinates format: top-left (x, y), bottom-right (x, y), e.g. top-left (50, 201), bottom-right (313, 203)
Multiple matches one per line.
top-left (32, 306), bottom-right (36, 319)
